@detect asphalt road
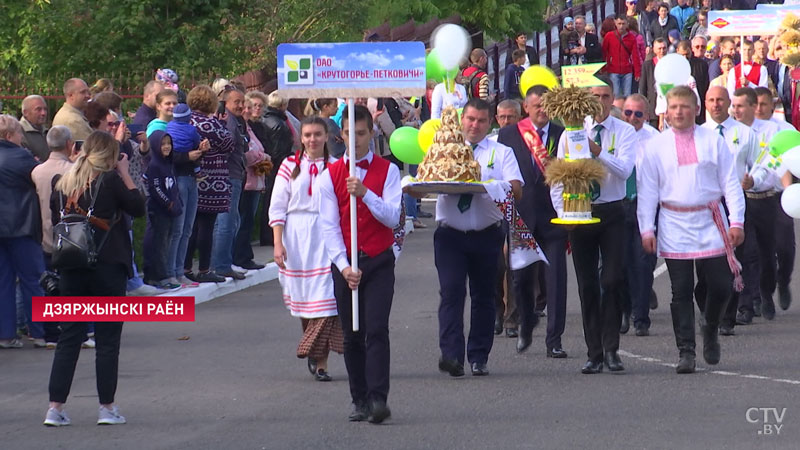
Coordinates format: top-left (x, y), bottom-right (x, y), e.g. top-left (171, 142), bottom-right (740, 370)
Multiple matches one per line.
top-left (2, 214), bottom-right (799, 450)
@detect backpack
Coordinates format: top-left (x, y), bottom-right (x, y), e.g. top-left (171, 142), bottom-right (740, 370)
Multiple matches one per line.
top-left (51, 173), bottom-right (116, 270)
top-left (456, 66), bottom-right (487, 99)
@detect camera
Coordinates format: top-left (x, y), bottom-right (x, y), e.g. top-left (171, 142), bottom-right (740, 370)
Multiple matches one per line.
top-left (39, 271), bottom-right (60, 296)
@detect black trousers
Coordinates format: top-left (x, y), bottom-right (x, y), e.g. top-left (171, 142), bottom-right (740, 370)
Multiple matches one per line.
top-left (667, 257), bottom-right (732, 329)
top-left (185, 212), bottom-right (217, 272)
top-left (569, 201), bottom-right (626, 362)
top-left (513, 234), bottom-right (567, 350)
top-left (48, 263), bottom-right (127, 404)
top-left (737, 196), bottom-right (778, 314)
top-left (143, 209), bottom-right (172, 283)
top-left (234, 190), bottom-right (261, 266)
top-left (333, 249), bottom-right (394, 405)
top-left (435, 223), bottom-right (505, 365)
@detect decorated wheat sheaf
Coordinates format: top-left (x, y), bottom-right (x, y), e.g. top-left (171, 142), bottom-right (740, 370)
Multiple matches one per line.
top-left (540, 86), bottom-right (602, 127)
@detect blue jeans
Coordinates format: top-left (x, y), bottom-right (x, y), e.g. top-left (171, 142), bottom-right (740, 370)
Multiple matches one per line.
top-left (0, 237), bottom-right (45, 339)
top-left (404, 164), bottom-right (419, 218)
top-left (126, 229), bottom-right (144, 291)
top-left (167, 176), bottom-right (198, 278)
top-left (609, 72), bottom-right (632, 98)
top-left (212, 178), bottom-right (243, 273)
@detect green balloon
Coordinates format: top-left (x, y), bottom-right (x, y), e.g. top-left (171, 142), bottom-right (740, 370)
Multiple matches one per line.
top-left (425, 49), bottom-right (446, 83)
top-left (390, 126), bottom-right (424, 165)
top-left (769, 129), bottom-right (800, 157)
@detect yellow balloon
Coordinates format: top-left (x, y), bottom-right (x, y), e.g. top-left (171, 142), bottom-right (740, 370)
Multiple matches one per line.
top-left (418, 119), bottom-right (442, 153)
top-left (519, 65), bottom-right (559, 98)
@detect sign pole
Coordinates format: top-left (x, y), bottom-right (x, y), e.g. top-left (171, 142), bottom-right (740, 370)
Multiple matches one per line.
top-left (347, 98), bottom-right (359, 332)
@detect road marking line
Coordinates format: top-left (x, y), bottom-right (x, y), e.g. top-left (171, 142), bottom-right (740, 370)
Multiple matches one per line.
top-left (618, 350), bottom-right (800, 386)
top-left (653, 263), bottom-right (668, 278)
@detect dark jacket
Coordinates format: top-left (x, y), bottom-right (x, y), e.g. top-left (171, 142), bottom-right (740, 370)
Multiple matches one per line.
top-left (583, 32), bottom-right (604, 64)
top-left (144, 131), bottom-right (182, 217)
top-left (0, 139), bottom-right (41, 241)
top-left (20, 117), bottom-right (50, 162)
top-left (132, 103), bottom-right (157, 126)
top-left (225, 111), bottom-right (248, 182)
top-left (504, 64), bottom-right (525, 99)
top-left (262, 107), bottom-right (294, 165)
top-left (504, 44), bottom-right (539, 69)
top-left (497, 122), bottom-right (566, 240)
top-left (166, 121), bottom-right (201, 177)
top-left (639, 58), bottom-right (658, 119)
top-left (648, 16), bottom-right (680, 44)
top-left (689, 56), bottom-right (710, 125)
top-left (50, 171), bottom-right (146, 277)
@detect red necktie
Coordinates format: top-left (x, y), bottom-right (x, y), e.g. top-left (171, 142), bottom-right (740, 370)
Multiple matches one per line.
top-left (308, 162), bottom-right (318, 196)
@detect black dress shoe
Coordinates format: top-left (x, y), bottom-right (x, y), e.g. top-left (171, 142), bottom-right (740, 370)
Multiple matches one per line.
top-left (650, 289), bottom-right (658, 310)
top-left (307, 358), bottom-right (317, 375)
top-left (676, 354), bottom-right (696, 374)
top-left (719, 325), bottom-right (735, 336)
top-left (438, 358), bottom-right (464, 377)
top-left (348, 402), bottom-right (369, 422)
top-left (604, 352), bottom-right (625, 372)
top-left (218, 269), bottom-right (246, 280)
top-left (546, 347), bottom-right (568, 358)
top-left (581, 360), bottom-right (603, 374)
top-left (634, 326), bottom-right (649, 337)
top-left (195, 271), bottom-right (226, 283)
top-left (367, 399), bottom-right (391, 424)
top-left (494, 317), bottom-right (503, 335)
top-left (237, 260), bottom-right (265, 270)
top-left (735, 310), bottom-right (753, 325)
top-left (470, 362), bottom-right (489, 376)
top-left (315, 369), bottom-right (332, 382)
top-left (779, 284), bottom-right (792, 311)
top-left (620, 313), bottom-right (630, 334)
top-left (505, 327), bottom-right (518, 338)
top-left (761, 295), bottom-right (776, 320)
top-left (516, 333), bottom-right (532, 353)
top-left (753, 302), bottom-right (762, 317)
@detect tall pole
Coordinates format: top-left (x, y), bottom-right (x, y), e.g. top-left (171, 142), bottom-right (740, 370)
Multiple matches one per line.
top-left (347, 98), bottom-right (359, 332)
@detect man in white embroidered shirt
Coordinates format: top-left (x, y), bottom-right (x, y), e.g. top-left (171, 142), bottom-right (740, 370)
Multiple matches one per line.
top-left (638, 86), bottom-right (745, 374)
top-left (318, 104), bottom-right (401, 424)
top-left (435, 98), bottom-right (523, 378)
top-left (550, 76), bottom-right (636, 374)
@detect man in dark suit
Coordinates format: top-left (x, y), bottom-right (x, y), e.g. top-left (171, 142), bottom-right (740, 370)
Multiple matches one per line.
top-left (498, 85), bottom-right (569, 359)
top-left (574, 15), bottom-right (603, 64)
top-left (638, 37), bottom-right (667, 127)
top-left (677, 40), bottom-right (709, 124)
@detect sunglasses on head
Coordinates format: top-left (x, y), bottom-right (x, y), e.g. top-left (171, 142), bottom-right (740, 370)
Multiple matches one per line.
top-left (624, 109), bottom-right (644, 118)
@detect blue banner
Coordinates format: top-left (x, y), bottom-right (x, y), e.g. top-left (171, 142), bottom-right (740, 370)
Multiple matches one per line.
top-left (277, 42), bottom-right (427, 98)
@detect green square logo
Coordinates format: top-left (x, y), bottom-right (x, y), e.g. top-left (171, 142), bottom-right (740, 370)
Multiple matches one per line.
top-left (288, 71), bottom-right (299, 82)
top-left (284, 55), bottom-right (314, 85)
top-left (299, 58), bottom-right (311, 70)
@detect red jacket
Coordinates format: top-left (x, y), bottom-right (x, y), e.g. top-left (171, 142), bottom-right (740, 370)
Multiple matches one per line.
top-left (602, 30), bottom-right (642, 78)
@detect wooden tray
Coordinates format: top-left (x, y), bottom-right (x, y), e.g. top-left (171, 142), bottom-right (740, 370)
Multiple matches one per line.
top-left (406, 181), bottom-right (487, 195)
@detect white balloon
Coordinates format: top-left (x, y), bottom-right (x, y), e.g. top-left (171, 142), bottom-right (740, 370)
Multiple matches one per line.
top-left (432, 24), bottom-right (471, 70)
top-left (654, 54), bottom-right (691, 86)
top-left (781, 146), bottom-right (800, 178)
top-left (781, 183), bottom-right (800, 219)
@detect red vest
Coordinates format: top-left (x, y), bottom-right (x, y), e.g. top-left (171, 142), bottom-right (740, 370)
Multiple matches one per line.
top-left (328, 155), bottom-right (394, 258)
top-left (734, 62), bottom-right (762, 89)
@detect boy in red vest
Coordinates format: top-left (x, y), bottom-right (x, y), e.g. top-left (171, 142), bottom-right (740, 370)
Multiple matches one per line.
top-left (318, 104), bottom-right (401, 424)
top-left (726, 40), bottom-right (767, 98)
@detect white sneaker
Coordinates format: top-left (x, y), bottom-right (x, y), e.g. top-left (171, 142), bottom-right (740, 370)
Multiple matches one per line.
top-left (33, 338), bottom-right (47, 348)
top-left (97, 405), bottom-right (126, 425)
top-left (176, 276), bottom-right (199, 288)
top-left (127, 283), bottom-right (161, 296)
top-left (82, 338), bottom-right (96, 349)
top-left (43, 407), bottom-right (71, 426)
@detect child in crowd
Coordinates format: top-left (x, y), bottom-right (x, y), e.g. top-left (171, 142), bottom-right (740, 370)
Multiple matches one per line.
top-left (560, 17), bottom-right (581, 67)
top-left (166, 103), bottom-right (207, 179)
top-left (142, 131), bottom-right (182, 290)
top-left (504, 49), bottom-right (527, 100)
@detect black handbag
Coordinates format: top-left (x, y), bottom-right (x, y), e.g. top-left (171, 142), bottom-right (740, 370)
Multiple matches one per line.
top-left (51, 173), bottom-right (113, 270)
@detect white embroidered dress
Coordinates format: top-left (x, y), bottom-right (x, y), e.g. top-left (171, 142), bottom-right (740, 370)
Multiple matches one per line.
top-left (269, 155), bottom-right (337, 318)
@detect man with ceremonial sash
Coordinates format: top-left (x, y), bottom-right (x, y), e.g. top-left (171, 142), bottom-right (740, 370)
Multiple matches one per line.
top-left (498, 85), bottom-right (568, 358)
top-left (318, 104), bottom-right (401, 424)
top-left (726, 40), bottom-right (768, 99)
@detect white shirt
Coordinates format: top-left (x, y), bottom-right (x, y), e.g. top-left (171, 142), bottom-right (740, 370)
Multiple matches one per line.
top-left (701, 116), bottom-right (769, 191)
top-left (431, 83), bottom-right (468, 119)
top-left (634, 124), bottom-right (660, 165)
top-left (269, 156), bottom-right (326, 226)
top-left (726, 63), bottom-right (769, 98)
top-left (551, 115), bottom-right (636, 217)
top-left (318, 151), bottom-right (402, 271)
top-left (435, 136), bottom-right (523, 231)
top-left (770, 116), bottom-right (795, 132)
top-left (637, 126), bottom-right (745, 258)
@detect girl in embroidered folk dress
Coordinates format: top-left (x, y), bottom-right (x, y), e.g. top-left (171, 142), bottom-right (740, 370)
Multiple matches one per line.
top-left (270, 116), bottom-right (342, 382)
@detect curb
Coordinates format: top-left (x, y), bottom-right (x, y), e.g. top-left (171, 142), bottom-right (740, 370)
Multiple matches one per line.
top-left (158, 263), bottom-right (280, 305)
